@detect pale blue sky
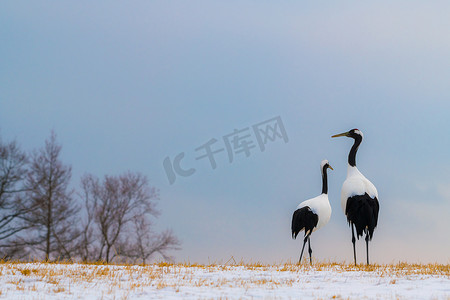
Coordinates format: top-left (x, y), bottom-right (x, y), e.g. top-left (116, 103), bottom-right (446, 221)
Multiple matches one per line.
top-left (1, 1), bottom-right (450, 264)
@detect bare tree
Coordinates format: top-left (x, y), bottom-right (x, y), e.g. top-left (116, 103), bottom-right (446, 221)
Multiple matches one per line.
top-left (21, 131), bottom-right (79, 261)
top-left (79, 172), bottom-right (179, 263)
top-left (0, 138), bottom-right (29, 241)
top-left (77, 174), bottom-right (100, 262)
top-left (125, 214), bottom-right (180, 264)
top-left (0, 137), bottom-right (37, 259)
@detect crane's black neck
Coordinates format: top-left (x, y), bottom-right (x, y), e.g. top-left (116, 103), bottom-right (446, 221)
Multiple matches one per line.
top-left (321, 165), bottom-right (329, 194)
top-left (348, 135), bottom-right (362, 167)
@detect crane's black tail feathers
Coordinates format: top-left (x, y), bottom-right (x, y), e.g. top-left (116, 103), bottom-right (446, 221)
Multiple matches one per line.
top-left (345, 193), bottom-right (379, 240)
top-left (291, 206), bottom-right (318, 239)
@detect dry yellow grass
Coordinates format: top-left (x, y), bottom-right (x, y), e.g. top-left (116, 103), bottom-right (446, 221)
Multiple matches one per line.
top-left (2, 260), bottom-right (449, 277)
top-left (0, 260), bottom-right (448, 298)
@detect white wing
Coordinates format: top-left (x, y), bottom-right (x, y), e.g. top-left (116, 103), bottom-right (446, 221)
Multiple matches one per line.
top-left (363, 178), bottom-right (378, 199)
top-left (341, 167), bottom-right (379, 213)
top-left (297, 194), bottom-right (331, 231)
top-left (297, 195), bottom-right (320, 213)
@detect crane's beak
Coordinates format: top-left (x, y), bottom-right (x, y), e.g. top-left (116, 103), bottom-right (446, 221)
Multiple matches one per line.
top-left (331, 131), bottom-right (350, 138)
top-left (328, 165), bottom-right (334, 170)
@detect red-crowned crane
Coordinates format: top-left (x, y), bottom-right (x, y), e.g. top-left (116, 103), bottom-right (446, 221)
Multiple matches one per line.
top-left (332, 129), bottom-right (379, 266)
top-left (291, 160), bottom-right (333, 264)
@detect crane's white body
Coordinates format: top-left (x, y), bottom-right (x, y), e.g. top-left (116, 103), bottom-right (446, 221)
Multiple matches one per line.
top-left (291, 159), bottom-right (332, 264)
top-left (297, 193), bottom-right (331, 231)
top-left (341, 165), bottom-right (379, 214)
top-left (332, 128), bottom-right (380, 265)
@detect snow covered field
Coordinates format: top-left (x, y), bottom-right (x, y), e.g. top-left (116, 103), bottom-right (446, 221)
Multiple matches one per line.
top-left (0, 262), bottom-right (449, 299)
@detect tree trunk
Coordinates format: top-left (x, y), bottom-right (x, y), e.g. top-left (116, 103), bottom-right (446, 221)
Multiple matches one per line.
top-left (45, 196), bottom-right (52, 261)
top-left (106, 244), bottom-right (110, 263)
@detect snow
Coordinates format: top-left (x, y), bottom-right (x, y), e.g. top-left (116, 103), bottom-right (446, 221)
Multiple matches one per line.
top-left (0, 263), bottom-right (449, 299)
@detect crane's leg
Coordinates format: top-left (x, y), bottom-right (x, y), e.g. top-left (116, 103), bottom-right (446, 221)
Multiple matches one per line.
top-left (308, 236), bottom-right (313, 265)
top-left (298, 234), bottom-right (308, 264)
top-left (351, 223), bottom-right (357, 266)
top-left (365, 233), bottom-right (370, 265)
